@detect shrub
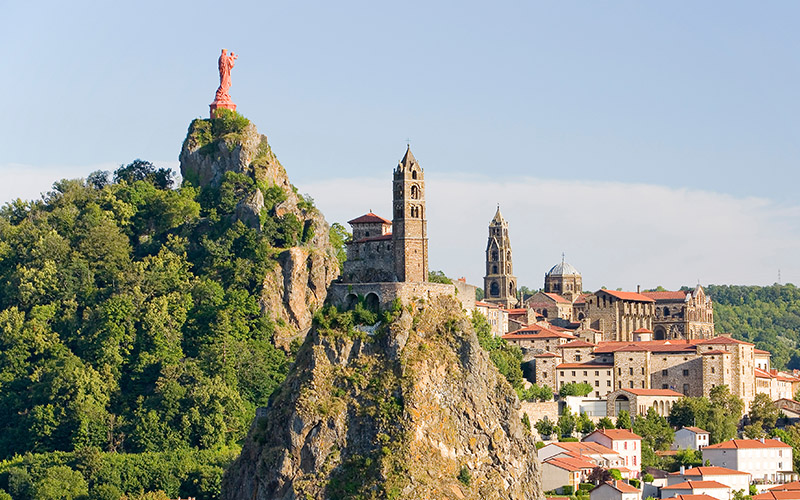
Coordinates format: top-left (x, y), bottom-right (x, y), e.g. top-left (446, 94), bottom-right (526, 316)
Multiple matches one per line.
top-left (562, 485), bottom-right (574, 495)
top-left (629, 479), bottom-right (641, 488)
top-left (457, 466), bottom-right (471, 486)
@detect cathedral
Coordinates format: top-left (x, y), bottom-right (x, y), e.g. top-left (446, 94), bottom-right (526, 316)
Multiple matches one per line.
top-left (483, 207), bottom-right (518, 308)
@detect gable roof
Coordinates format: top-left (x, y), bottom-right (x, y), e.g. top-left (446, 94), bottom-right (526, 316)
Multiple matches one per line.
top-left (754, 492), bottom-right (800, 500)
top-left (585, 428), bottom-right (641, 441)
top-left (557, 340), bottom-right (597, 349)
top-left (664, 495), bottom-right (721, 500)
top-left (769, 482), bottom-right (800, 492)
top-left (641, 290), bottom-right (690, 301)
top-left (533, 351), bottom-right (560, 358)
top-left (698, 336), bottom-right (754, 346)
top-left (597, 289), bottom-right (656, 302)
top-left (680, 426), bottom-right (709, 435)
top-left (348, 212), bottom-right (391, 225)
top-left (543, 292), bottom-right (571, 304)
top-left (543, 455), bottom-right (596, 472)
top-left (704, 438), bottom-right (792, 449)
top-left (600, 480), bottom-right (640, 493)
top-left (668, 466), bottom-right (748, 477)
top-left (547, 440), bottom-right (619, 456)
top-left (502, 324), bottom-right (576, 340)
top-left (594, 339), bottom-right (702, 354)
top-left (557, 362), bottom-right (614, 369)
top-left (663, 481), bottom-right (731, 490)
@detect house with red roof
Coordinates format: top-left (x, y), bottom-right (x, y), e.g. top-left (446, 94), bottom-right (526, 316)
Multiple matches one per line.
top-left (584, 429), bottom-right (642, 477)
top-left (541, 455), bottom-right (597, 493)
top-left (660, 481), bottom-right (731, 500)
top-left (525, 290), bottom-right (575, 322)
top-left (590, 480), bottom-right (642, 500)
top-left (666, 466), bottom-right (750, 493)
top-left (702, 439), bottom-right (795, 483)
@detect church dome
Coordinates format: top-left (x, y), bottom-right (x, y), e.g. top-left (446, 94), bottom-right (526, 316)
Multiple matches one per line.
top-left (547, 261), bottom-right (580, 276)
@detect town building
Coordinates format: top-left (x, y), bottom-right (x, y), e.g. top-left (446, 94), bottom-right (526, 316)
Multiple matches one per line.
top-left (584, 429), bottom-right (642, 475)
top-left (578, 290), bottom-right (656, 342)
top-left (672, 427), bottom-right (711, 451)
top-left (660, 481), bottom-right (731, 500)
top-left (557, 361), bottom-right (614, 398)
top-left (702, 439), bottom-right (794, 483)
top-left (474, 301), bottom-right (509, 337)
top-left (525, 291), bottom-right (575, 322)
top-left (541, 456), bottom-right (596, 493)
top-left (754, 492), bottom-right (800, 500)
top-left (642, 287), bottom-right (715, 340)
top-left (538, 441), bottom-right (624, 469)
top-left (502, 324), bottom-right (576, 352)
top-left (606, 388), bottom-right (683, 418)
top-left (483, 207), bottom-right (518, 308)
top-left (590, 481), bottom-right (642, 500)
top-left (666, 467), bottom-right (751, 493)
top-left (544, 259), bottom-right (583, 303)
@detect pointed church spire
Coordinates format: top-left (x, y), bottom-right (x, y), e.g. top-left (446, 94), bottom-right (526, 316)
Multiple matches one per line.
top-left (493, 204), bottom-right (505, 223)
top-left (399, 144), bottom-right (417, 168)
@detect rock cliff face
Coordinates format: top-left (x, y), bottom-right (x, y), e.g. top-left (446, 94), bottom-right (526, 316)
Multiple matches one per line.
top-left (180, 115), bottom-right (340, 346)
top-left (222, 297), bottom-right (544, 500)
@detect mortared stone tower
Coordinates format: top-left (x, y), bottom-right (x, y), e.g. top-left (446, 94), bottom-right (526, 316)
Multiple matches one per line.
top-left (392, 146), bottom-right (428, 282)
top-left (484, 206), bottom-right (518, 308)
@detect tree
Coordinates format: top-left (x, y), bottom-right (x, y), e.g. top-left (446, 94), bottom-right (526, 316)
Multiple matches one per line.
top-left (559, 382), bottom-right (593, 398)
top-left (472, 311), bottom-right (523, 389)
top-left (616, 410), bottom-right (631, 429)
top-left (535, 418), bottom-right (555, 438)
top-left (609, 469), bottom-right (623, 480)
top-left (707, 385), bottom-right (744, 444)
top-left (577, 412), bottom-right (596, 434)
top-left (675, 448), bottom-right (703, 468)
top-left (328, 223), bottom-right (350, 272)
top-left (518, 383), bottom-right (553, 402)
top-left (114, 159), bottom-right (174, 189)
top-left (748, 393), bottom-right (779, 432)
top-left (428, 270), bottom-right (452, 284)
top-left (633, 407), bottom-right (674, 451)
top-left (597, 417), bottom-right (615, 429)
top-left (588, 467), bottom-right (612, 485)
top-left (669, 397), bottom-right (710, 429)
top-left (559, 408), bottom-right (576, 438)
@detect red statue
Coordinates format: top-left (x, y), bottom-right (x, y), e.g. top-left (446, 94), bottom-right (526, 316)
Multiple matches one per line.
top-left (210, 49), bottom-right (238, 117)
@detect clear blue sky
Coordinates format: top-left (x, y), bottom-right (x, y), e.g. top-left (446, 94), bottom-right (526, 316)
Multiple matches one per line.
top-left (2, 1), bottom-right (799, 290)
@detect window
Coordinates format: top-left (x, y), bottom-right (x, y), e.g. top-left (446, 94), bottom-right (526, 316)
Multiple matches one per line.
top-left (572, 371), bottom-right (576, 377)
top-left (683, 369), bottom-right (689, 376)
top-left (583, 371), bottom-right (588, 376)
top-left (642, 367), bottom-right (645, 375)
top-left (662, 384), bottom-right (668, 389)
top-left (607, 380), bottom-right (611, 386)
top-left (595, 380), bottom-right (599, 387)
top-left (662, 369), bottom-right (668, 376)
top-left (618, 368), bottom-right (622, 375)
top-left (641, 381), bottom-right (645, 388)
top-left (629, 381), bottom-right (634, 388)
top-left (629, 367), bottom-right (633, 375)
top-left (624, 442), bottom-right (628, 450)
top-left (711, 367), bottom-right (715, 373)
top-left (683, 384), bottom-right (689, 394)
top-left (595, 371), bottom-right (599, 376)
top-left (576, 355), bottom-right (582, 361)
top-left (543, 372), bottom-right (547, 378)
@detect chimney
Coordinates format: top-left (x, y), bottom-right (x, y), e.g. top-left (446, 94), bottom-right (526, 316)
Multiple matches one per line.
top-left (637, 285), bottom-right (641, 294)
top-left (680, 465), bottom-right (685, 475)
top-left (760, 437), bottom-right (766, 443)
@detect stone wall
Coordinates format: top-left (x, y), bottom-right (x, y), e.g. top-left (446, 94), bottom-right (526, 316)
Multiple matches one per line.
top-left (452, 279), bottom-right (477, 312)
top-left (519, 401), bottom-right (558, 424)
top-left (650, 353), bottom-right (705, 396)
top-left (613, 350), bottom-right (651, 391)
top-left (342, 238), bottom-right (395, 282)
top-left (328, 281), bottom-right (456, 311)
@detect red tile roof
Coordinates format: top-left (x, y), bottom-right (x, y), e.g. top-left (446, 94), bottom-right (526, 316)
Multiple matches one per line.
top-left (557, 340), bottom-right (597, 348)
top-left (503, 325), bottom-right (576, 340)
top-left (633, 328), bottom-right (653, 333)
top-left (585, 428), bottom-right (641, 441)
top-left (704, 438), bottom-right (792, 449)
top-left (699, 336), bottom-right (754, 346)
top-left (534, 352), bottom-right (560, 358)
top-left (557, 362), bottom-right (614, 369)
top-left (594, 339), bottom-right (702, 354)
top-left (641, 291), bottom-right (689, 301)
top-left (665, 495), bottom-right (720, 500)
top-left (597, 289), bottom-right (656, 302)
top-left (347, 212), bottom-right (391, 225)
top-left (754, 492), bottom-right (800, 500)
top-left (504, 308), bottom-right (528, 314)
top-left (756, 368), bottom-right (773, 379)
top-left (543, 292), bottom-right (571, 304)
top-left (663, 481), bottom-right (731, 490)
top-left (548, 440), bottom-right (619, 456)
top-left (682, 426), bottom-right (709, 434)
top-left (755, 349), bottom-right (771, 355)
top-left (574, 293), bottom-right (591, 304)
top-left (543, 456), bottom-right (596, 471)
top-left (602, 480), bottom-right (640, 493)
top-left (701, 350), bottom-right (728, 355)
top-left (668, 466), bottom-right (748, 476)
top-left (622, 388), bottom-right (684, 397)
top-left (769, 482), bottom-right (800, 492)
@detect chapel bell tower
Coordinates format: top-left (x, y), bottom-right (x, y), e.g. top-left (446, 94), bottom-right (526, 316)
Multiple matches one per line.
top-left (484, 206), bottom-right (518, 308)
top-left (392, 146), bottom-right (428, 282)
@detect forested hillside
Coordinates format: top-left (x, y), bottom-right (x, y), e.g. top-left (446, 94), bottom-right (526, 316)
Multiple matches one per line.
top-left (0, 152), bottom-right (327, 497)
top-left (707, 284), bottom-right (800, 370)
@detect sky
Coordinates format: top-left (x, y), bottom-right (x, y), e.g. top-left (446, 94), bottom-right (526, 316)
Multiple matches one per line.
top-left (2, 1), bottom-right (799, 291)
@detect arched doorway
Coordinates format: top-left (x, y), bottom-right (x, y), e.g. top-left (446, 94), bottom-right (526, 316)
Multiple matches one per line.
top-left (653, 326), bottom-right (667, 340)
top-left (365, 292), bottom-right (380, 313)
top-left (345, 294), bottom-right (358, 311)
top-left (614, 395), bottom-right (630, 416)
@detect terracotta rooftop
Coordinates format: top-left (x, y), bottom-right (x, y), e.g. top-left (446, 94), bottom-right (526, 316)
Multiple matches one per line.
top-left (597, 289), bottom-right (656, 302)
top-left (668, 466), bottom-right (748, 476)
top-left (769, 482), bottom-right (800, 492)
top-left (681, 426), bottom-right (709, 434)
top-left (704, 438), bottom-right (792, 449)
top-left (543, 292), bottom-right (571, 304)
top-left (574, 293), bottom-right (591, 304)
top-left (543, 455), bottom-right (596, 471)
top-left (641, 290), bottom-right (690, 301)
top-left (347, 212), bottom-right (391, 225)
top-left (586, 428), bottom-right (641, 440)
top-left (548, 440), bottom-right (618, 456)
top-left (557, 362), bottom-right (614, 369)
top-left (698, 336), bottom-right (754, 346)
top-left (621, 388), bottom-right (684, 397)
top-left (664, 496), bottom-right (722, 500)
top-left (557, 340), bottom-right (597, 349)
top-left (633, 327), bottom-right (653, 333)
top-left (701, 350), bottom-right (728, 355)
top-left (601, 480), bottom-right (640, 493)
top-left (663, 481), bottom-right (731, 490)
top-left (754, 492), bottom-right (800, 500)
top-left (503, 325), bottom-right (576, 340)
top-left (756, 368), bottom-right (773, 378)
top-left (504, 308), bottom-right (528, 314)
top-left (755, 349), bottom-right (771, 355)
top-left (533, 352), bottom-right (560, 358)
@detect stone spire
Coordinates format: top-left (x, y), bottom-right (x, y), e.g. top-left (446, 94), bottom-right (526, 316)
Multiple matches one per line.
top-left (483, 205), bottom-right (518, 308)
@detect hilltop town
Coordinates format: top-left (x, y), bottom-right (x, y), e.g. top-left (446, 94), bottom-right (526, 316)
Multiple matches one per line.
top-left (333, 146), bottom-right (800, 500)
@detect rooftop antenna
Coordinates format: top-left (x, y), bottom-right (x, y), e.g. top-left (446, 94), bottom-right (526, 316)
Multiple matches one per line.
top-left (779, 269), bottom-right (782, 285)
top-left (562, 252), bottom-right (565, 264)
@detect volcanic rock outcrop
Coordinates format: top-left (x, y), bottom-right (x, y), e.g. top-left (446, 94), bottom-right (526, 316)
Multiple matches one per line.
top-left (222, 297), bottom-right (544, 500)
top-left (179, 114), bottom-right (340, 346)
